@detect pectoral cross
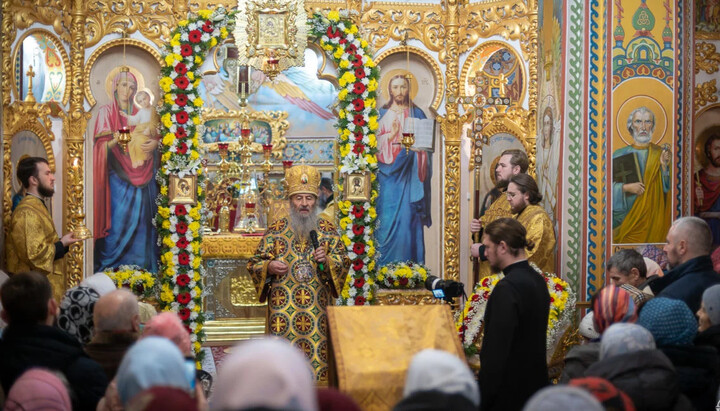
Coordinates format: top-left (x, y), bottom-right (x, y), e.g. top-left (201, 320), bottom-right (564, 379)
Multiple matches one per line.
top-left (25, 65), bottom-right (36, 103)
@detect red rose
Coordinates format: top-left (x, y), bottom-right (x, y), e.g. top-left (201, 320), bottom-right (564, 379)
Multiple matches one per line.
top-left (176, 237), bottom-right (189, 249)
top-left (188, 30), bottom-right (202, 44)
top-left (180, 44), bottom-right (193, 56)
top-left (175, 94), bottom-right (188, 107)
top-left (175, 205), bottom-right (187, 216)
top-left (351, 205), bottom-right (365, 218)
top-left (175, 111), bottom-right (189, 124)
top-left (176, 273), bottom-right (191, 287)
top-left (352, 224), bottom-right (364, 236)
top-left (355, 67), bottom-right (366, 79)
top-left (177, 292), bottom-right (191, 304)
top-left (352, 259), bottom-right (364, 271)
top-left (352, 143), bottom-right (364, 155)
top-left (353, 114), bottom-right (366, 126)
top-left (178, 252), bottom-right (190, 265)
top-left (176, 221), bottom-right (188, 234)
top-left (354, 277), bottom-right (365, 288)
top-left (353, 242), bottom-right (365, 255)
top-left (202, 21), bottom-right (213, 33)
top-left (178, 307), bottom-right (191, 320)
top-left (399, 277), bottom-right (409, 286)
top-left (177, 142), bottom-right (188, 155)
top-left (176, 127), bottom-right (187, 138)
top-left (174, 76), bottom-right (189, 90)
top-left (351, 54), bottom-right (364, 67)
top-left (355, 296), bottom-right (366, 305)
top-left (353, 82), bottom-right (366, 95)
top-left (352, 98), bottom-right (365, 112)
top-left (174, 63), bottom-right (188, 75)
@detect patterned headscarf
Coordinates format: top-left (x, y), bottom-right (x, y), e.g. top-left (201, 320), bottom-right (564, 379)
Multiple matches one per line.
top-left (637, 297), bottom-right (697, 346)
top-left (4, 368), bottom-right (72, 411)
top-left (600, 323), bottom-right (656, 360)
top-left (702, 284), bottom-right (720, 326)
top-left (592, 285), bottom-right (638, 334)
top-left (522, 386), bottom-right (603, 411)
top-left (403, 349), bottom-right (480, 406)
top-left (58, 286), bottom-right (101, 344)
top-left (569, 377), bottom-right (636, 411)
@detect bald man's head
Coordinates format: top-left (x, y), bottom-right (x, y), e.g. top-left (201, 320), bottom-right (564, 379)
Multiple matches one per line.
top-left (664, 216), bottom-right (713, 268)
top-left (93, 289), bottom-right (140, 333)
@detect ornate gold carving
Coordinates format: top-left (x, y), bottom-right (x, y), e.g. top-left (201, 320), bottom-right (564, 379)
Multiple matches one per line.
top-left (695, 80), bottom-right (719, 112)
top-left (696, 42), bottom-right (720, 75)
top-left (358, 3), bottom-right (444, 53)
top-left (5, 0), bottom-right (70, 43)
top-left (62, 0), bottom-right (92, 288)
top-left (84, 1), bottom-right (178, 49)
top-left (374, 46), bottom-right (445, 112)
top-left (231, 274), bottom-right (265, 306)
top-left (2, 102), bottom-right (55, 238)
top-left (201, 108), bottom-right (290, 157)
top-left (373, 288), bottom-right (441, 305)
top-left (202, 234), bottom-right (262, 259)
top-left (460, 0), bottom-right (533, 56)
top-left (11, 29), bottom-right (72, 105)
top-left (83, 39), bottom-right (163, 108)
top-left (480, 105), bottom-right (537, 177)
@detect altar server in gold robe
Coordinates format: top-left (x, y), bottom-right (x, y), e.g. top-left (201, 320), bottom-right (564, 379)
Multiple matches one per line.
top-left (470, 149), bottom-right (529, 278)
top-left (248, 164), bottom-right (349, 383)
top-left (6, 157), bottom-right (81, 302)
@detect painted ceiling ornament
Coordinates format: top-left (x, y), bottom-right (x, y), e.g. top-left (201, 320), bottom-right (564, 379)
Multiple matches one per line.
top-left (632, 0), bottom-right (655, 38)
top-left (234, 0), bottom-right (308, 80)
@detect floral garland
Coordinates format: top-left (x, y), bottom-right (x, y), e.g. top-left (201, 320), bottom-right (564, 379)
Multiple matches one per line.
top-left (376, 262), bottom-right (429, 289)
top-left (156, 8), bottom-right (235, 358)
top-left (309, 11), bottom-right (379, 306)
top-left (455, 264), bottom-right (576, 356)
top-left (105, 265), bottom-right (156, 299)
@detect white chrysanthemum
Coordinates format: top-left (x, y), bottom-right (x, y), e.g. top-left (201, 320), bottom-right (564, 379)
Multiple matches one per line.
top-left (348, 287), bottom-right (357, 297)
top-left (180, 33), bottom-right (189, 42)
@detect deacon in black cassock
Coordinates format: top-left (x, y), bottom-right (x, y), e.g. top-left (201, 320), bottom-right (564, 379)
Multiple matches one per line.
top-left (474, 217), bottom-right (550, 411)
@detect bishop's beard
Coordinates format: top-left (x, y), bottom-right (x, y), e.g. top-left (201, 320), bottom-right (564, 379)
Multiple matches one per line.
top-left (290, 204), bottom-right (318, 240)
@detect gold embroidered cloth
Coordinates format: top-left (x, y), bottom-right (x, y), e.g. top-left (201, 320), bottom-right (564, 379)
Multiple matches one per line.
top-left (478, 194), bottom-right (513, 278)
top-left (515, 204), bottom-right (556, 273)
top-left (328, 305), bottom-right (465, 411)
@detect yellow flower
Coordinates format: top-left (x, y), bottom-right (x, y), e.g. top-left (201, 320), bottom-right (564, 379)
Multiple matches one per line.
top-left (339, 216), bottom-right (352, 230)
top-left (334, 47), bottom-right (344, 60)
top-left (189, 207), bottom-right (201, 219)
top-left (366, 58), bottom-right (376, 68)
top-left (162, 250), bottom-right (174, 262)
top-left (190, 151), bottom-right (200, 160)
top-left (187, 72), bottom-right (195, 81)
top-left (328, 10), bottom-right (340, 21)
top-left (193, 286), bottom-right (202, 296)
top-left (368, 207), bottom-right (377, 219)
top-left (367, 244), bottom-right (375, 257)
top-left (339, 60), bottom-right (350, 69)
top-left (342, 236), bottom-right (352, 247)
top-left (198, 9), bottom-right (212, 19)
top-left (189, 221), bottom-right (201, 234)
top-left (376, 273), bottom-right (384, 282)
top-left (194, 341), bottom-right (202, 352)
top-left (163, 236), bottom-right (174, 248)
top-left (179, 19), bottom-right (189, 27)
top-left (365, 154), bottom-right (377, 165)
top-left (192, 116), bottom-right (200, 124)
top-left (160, 185), bottom-right (168, 196)
top-left (165, 266), bottom-right (176, 277)
top-left (193, 97), bottom-right (204, 107)
top-left (164, 54), bottom-right (177, 67)
top-left (339, 200), bottom-right (352, 213)
top-left (159, 77), bottom-right (173, 93)
top-left (323, 43), bottom-right (333, 51)
top-left (361, 39), bottom-right (368, 48)
top-left (192, 241), bottom-right (201, 254)
top-left (192, 258), bottom-right (201, 269)
top-left (368, 260), bottom-right (375, 271)
top-left (193, 79), bottom-right (201, 88)
top-left (164, 93), bottom-right (174, 105)
top-left (195, 55), bottom-right (203, 65)
top-left (193, 272), bottom-right (201, 281)
top-left (338, 109), bottom-right (346, 119)
top-left (210, 37), bottom-right (218, 47)
top-left (341, 287), bottom-right (350, 299)
top-left (162, 220), bottom-right (171, 229)
top-left (158, 206), bottom-right (171, 219)
top-left (368, 115), bottom-right (378, 130)
top-left (349, 25), bottom-right (358, 34)
top-left (220, 27), bottom-right (228, 39)
top-left (161, 152), bottom-right (172, 162)
top-left (339, 144), bottom-right (351, 158)
top-left (368, 133), bottom-right (377, 147)
top-left (340, 72), bottom-right (357, 87)
top-left (161, 113), bottom-right (172, 128)
top-left (367, 79), bottom-right (378, 91)
top-left (365, 98), bottom-right (376, 109)
top-left (162, 133), bottom-right (176, 146)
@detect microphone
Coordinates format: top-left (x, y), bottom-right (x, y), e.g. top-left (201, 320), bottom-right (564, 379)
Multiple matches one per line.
top-left (309, 230), bottom-right (324, 272)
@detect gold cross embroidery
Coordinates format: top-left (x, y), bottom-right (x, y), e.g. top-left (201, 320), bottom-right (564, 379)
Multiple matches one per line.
top-left (271, 317), bottom-right (286, 333)
top-left (296, 315), bottom-right (312, 331)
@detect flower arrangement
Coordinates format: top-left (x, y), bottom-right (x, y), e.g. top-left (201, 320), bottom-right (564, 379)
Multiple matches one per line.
top-left (455, 264), bottom-right (575, 356)
top-left (105, 265), bottom-right (156, 299)
top-left (156, 8), bottom-right (235, 359)
top-left (376, 262), bottom-right (429, 289)
top-left (309, 11), bottom-right (379, 306)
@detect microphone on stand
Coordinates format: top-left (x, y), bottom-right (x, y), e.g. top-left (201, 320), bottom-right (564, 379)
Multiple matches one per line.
top-left (310, 230), bottom-right (338, 298)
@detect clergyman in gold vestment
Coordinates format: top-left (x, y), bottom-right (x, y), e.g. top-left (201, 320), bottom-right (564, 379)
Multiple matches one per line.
top-left (470, 150), bottom-right (530, 279)
top-left (248, 165), bottom-right (349, 383)
top-left (6, 157), bottom-right (81, 302)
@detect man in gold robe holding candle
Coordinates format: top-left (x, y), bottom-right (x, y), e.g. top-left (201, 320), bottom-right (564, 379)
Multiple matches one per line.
top-left (248, 164), bottom-right (349, 383)
top-left (6, 157), bottom-right (82, 302)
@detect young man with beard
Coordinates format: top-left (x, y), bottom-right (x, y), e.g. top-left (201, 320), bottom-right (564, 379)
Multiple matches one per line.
top-left (6, 157), bottom-right (82, 302)
top-left (247, 165), bottom-right (349, 384)
top-left (478, 218), bottom-right (550, 411)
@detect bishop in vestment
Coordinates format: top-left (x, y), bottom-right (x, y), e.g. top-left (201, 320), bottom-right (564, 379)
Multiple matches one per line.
top-left (248, 165), bottom-right (349, 383)
top-left (6, 157), bottom-right (81, 302)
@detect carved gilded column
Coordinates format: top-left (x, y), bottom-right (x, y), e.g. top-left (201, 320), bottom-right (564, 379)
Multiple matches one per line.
top-left (438, 0), bottom-right (470, 283)
top-left (63, 0), bottom-right (91, 287)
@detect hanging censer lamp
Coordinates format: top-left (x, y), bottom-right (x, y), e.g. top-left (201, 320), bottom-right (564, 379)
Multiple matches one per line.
top-left (400, 31), bottom-right (415, 154)
top-left (113, 29), bottom-right (132, 152)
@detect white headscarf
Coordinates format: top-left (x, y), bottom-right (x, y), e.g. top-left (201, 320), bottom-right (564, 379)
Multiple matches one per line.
top-left (80, 272), bottom-right (117, 296)
top-left (523, 386), bottom-right (603, 411)
top-left (210, 338), bottom-right (318, 411)
top-left (403, 349), bottom-right (480, 407)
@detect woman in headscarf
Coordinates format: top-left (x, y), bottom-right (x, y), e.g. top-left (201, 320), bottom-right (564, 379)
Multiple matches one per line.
top-left (93, 70), bottom-right (159, 273)
top-left (521, 385), bottom-right (602, 411)
top-left (568, 377), bottom-right (636, 411)
top-left (637, 297), bottom-right (719, 411)
top-left (393, 349), bottom-right (479, 411)
top-left (57, 286), bottom-right (101, 345)
top-left (695, 284), bottom-right (720, 352)
top-left (560, 285), bottom-right (638, 382)
top-left (211, 338), bottom-right (317, 411)
top-left (80, 272), bottom-right (117, 296)
top-left (4, 368), bottom-right (73, 411)
top-left (585, 323), bottom-right (692, 411)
